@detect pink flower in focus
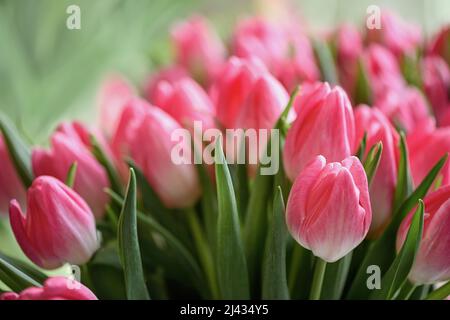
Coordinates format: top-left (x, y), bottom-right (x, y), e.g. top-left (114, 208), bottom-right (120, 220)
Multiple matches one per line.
top-left (9, 176), bottom-right (99, 269)
top-left (0, 277), bottom-right (97, 300)
top-left (286, 155), bottom-right (372, 262)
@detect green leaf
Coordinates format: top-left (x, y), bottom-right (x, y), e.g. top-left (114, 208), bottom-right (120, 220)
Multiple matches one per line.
top-left (347, 155), bottom-right (446, 299)
top-left (0, 253), bottom-right (47, 285)
top-left (215, 138), bottom-right (250, 299)
top-left (90, 134), bottom-right (123, 195)
top-left (275, 86), bottom-right (299, 136)
top-left (313, 39), bottom-right (338, 85)
top-left (117, 168), bottom-right (150, 300)
top-left (370, 200), bottom-right (424, 300)
top-left (401, 52), bottom-right (422, 88)
top-left (363, 142), bottom-right (383, 185)
top-left (354, 58), bottom-right (373, 105)
top-left (426, 281), bottom-right (450, 300)
top-left (320, 253), bottom-right (352, 299)
top-left (0, 255), bottom-right (41, 292)
top-left (392, 133), bottom-right (413, 214)
top-left (262, 187), bottom-right (289, 299)
top-left (356, 132), bottom-right (367, 161)
top-left (65, 162), bottom-right (78, 188)
top-left (0, 114), bottom-right (33, 187)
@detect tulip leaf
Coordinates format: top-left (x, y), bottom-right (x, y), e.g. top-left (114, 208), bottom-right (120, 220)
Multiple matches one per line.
top-left (65, 162), bottom-right (78, 188)
top-left (392, 133), bottom-right (413, 213)
top-left (275, 86), bottom-right (299, 136)
top-left (90, 134), bottom-right (123, 195)
top-left (215, 138), bottom-right (250, 299)
top-left (262, 187), bottom-right (289, 299)
top-left (0, 114), bottom-right (33, 187)
top-left (320, 253), bottom-right (352, 299)
top-left (354, 59), bottom-right (373, 105)
top-left (363, 142), bottom-right (383, 185)
top-left (370, 200), bottom-right (424, 300)
top-left (401, 53), bottom-right (422, 88)
top-left (0, 255), bottom-right (42, 292)
top-left (347, 154), bottom-right (446, 299)
top-left (426, 281), bottom-right (450, 300)
top-left (356, 132), bottom-right (367, 161)
top-left (313, 39), bottom-right (338, 85)
top-left (0, 253), bottom-right (47, 285)
top-left (117, 168), bottom-right (150, 300)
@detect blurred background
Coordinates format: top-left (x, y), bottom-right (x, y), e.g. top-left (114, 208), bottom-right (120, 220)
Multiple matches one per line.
top-left (0, 0), bottom-right (449, 286)
top-left (0, 0), bottom-right (449, 144)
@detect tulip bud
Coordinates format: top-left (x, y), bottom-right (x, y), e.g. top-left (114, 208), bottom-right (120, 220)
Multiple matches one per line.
top-left (283, 82), bottom-right (355, 181)
top-left (286, 155), bottom-right (372, 262)
top-left (408, 126), bottom-right (450, 187)
top-left (212, 56), bottom-right (268, 129)
top-left (0, 134), bottom-right (26, 215)
top-left (150, 77), bottom-right (216, 132)
top-left (364, 44), bottom-right (405, 99)
top-left (97, 74), bottom-right (134, 138)
top-left (396, 186), bottom-right (450, 284)
top-left (0, 277), bottom-right (97, 300)
top-left (32, 123), bottom-right (110, 219)
top-left (366, 10), bottom-right (421, 58)
top-left (129, 107), bottom-right (200, 208)
top-left (9, 176), bottom-right (99, 269)
top-left (422, 56), bottom-right (450, 127)
top-left (355, 105), bottom-right (399, 236)
top-left (375, 86), bottom-right (431, 134)
top-left (171, 16), bottom-right (225, 84)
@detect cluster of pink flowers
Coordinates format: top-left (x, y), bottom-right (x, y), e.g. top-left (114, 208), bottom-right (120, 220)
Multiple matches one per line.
top-left (1, 9), bottom-right (449, 300)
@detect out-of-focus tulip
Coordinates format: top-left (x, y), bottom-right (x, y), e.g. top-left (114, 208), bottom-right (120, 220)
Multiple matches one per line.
top-left (150, 77), bottom-right (216, 131)
top-left (212, 56), bottom-right (268, 129)
top-left (396, 186), bottom-right (450, 284)
top-left (286, 155), bottom-right (372, 262)
top-left (232, 17), bottom-right (319, 91)
top-left (128, 107), bottom-right (200, 208)
top-left (9, 176), bottom-right (99, 269)
top-left (335, 24), bottom-right (363, 98)
top-left (97, 74), bottom-right (134, 138)
top-left (171, 16), bottom-right (225, 84)
top-left (0, 277), bottom-right (97, 300)
top-left (355, 105), bottom-right (399, 236)
top-left (364, 44), bottom-right (405, 99)
top-left (366, 10), bottom-right (421, 58)
top-left (408, 126), bottom-right (450, 187)
top-left (375, 86), bottom-right (431, 134)
top-left (0, 134), bottom-right (26, 215)
top-left (144, 66), bottom-right (188, 102)
top-left (428, 25), bottom-right (450, 65)
top-left (32, 123), bottom-right (110, 219)
top-left (283, 82), bottom-right (355, 181)
top-left (422, 56), bottom-right (450, 126)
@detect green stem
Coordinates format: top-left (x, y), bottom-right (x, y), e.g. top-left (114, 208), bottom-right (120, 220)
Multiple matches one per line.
top-left (397, 281), bottom-right (417, 300)
top-left (309, 258), bottom-right (327, 300)
top-left (288, 244), bottom-right (303, 292)
top-left (81, 264), bottom-right (95, 291)
top-left (186, 208), bottom-right (220, 299)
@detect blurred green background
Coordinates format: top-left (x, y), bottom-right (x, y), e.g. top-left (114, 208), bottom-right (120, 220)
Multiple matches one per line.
top-left (0, 0), bottom-right (449, 144)
top-left (0, 0), bottom-right (449, 276)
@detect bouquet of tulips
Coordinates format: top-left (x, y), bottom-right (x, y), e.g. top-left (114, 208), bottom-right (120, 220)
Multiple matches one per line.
top-left (0, 7), bottom-right (449, 301)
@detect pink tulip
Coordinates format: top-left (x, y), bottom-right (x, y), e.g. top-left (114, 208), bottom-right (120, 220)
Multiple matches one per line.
top-left (97, 74), bottom-right (134, 138)
top-left (366, 10), bottom-right (421, 58)
top-left (144, 66), bottom-right (188, 102)
top-left (0, 134), bottom-right (26, 215)
top-left (375, 86), bottom-right (431, 134)
top-left (32, 123), bottom-right (110, 219)
top-left (335, 24), bottom-right (363, 98)
top-left (0, 277), bottom-right (97, 300)
top-left (9, 176), bottom-right (99, 269)
top-left (212, 56), bottom-right (268, 129)
top-left (428, 25), bottom-right (450, 64)
top-left (422, 56), bottom-right (450, 126)
top-left (364, 44), bottom-right (405, 100)
top-left (283, 82), bottom-right (355, 181)
top-left (408, 126), bottom-right (450, 187)
top-left (171, 16), bottom-right (225, 84)
top-left (355, 105), bottom-right (399, 236)
top-left (150, 77), bottom-right (216, 132)
top-left (396, 186), bottom-right (450, 284)
top-left (128, 107), bottom-right (200, 208)
top-left (286, 155), bottom-right (372, 262)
